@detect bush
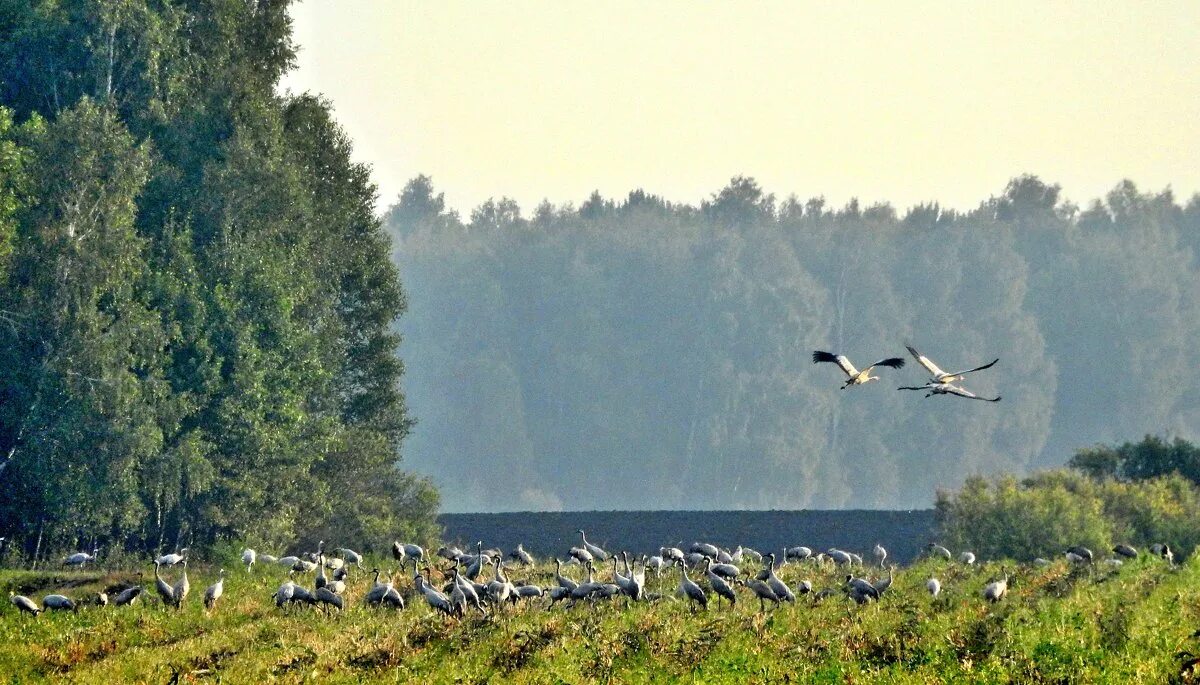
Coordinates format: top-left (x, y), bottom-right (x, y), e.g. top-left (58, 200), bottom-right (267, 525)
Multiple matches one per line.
top-left (935, 469), bottom-right (1200, 560)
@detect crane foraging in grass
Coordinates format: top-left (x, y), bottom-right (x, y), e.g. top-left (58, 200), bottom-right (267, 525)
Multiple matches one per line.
top-left (812, 351), bottom-right (905, 388)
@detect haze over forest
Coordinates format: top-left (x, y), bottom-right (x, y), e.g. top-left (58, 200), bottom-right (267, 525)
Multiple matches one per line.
top-left (387, 175), bottom-right (1200, 512)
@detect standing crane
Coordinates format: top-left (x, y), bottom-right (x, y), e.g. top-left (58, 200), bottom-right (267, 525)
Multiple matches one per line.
top-left (171, 560), bottom-right (190, 609)
top-left (63, 548), bottom-right (100, 569)
top-left (812, 351), bottom-right (905, 388)
top-left (9, 591), bottom-right (41, 616)
top-left (578, 530), bottom-right (609, 561)
top-left (704, 558), bottom-right (736, 608)
top-left (676, 560), bottom-right (707, 611)
top-left (154, 561), bottom-right (176, 608)
top-left (241, 548), bottom-right (256, 573)
top-left (204, 569), bottom-right (225, 611)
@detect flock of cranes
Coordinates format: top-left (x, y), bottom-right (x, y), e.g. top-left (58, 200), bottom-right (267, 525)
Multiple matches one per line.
top-left (814, 344), bottom-right (1002, 402)
top-left (9, 531), bottom-right (1176, 620)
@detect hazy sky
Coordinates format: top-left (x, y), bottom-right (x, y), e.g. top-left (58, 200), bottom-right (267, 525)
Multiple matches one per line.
top-left (280, 1), bottom-right (1200, 215)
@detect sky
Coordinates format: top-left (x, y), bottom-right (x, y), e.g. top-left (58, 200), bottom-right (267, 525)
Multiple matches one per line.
top-left (279, 1), bottom-right (1200, 216)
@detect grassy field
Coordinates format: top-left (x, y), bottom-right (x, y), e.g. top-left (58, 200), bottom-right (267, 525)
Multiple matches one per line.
top-left (2, 553), bottom-right (1199, 684)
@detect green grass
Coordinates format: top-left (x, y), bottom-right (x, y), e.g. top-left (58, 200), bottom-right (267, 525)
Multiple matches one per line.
top-left (2, 555), bottom-right (1199, 683)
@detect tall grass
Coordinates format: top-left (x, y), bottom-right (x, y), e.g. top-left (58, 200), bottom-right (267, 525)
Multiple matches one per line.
top-left (2, 553), bottom-right (1197, 683)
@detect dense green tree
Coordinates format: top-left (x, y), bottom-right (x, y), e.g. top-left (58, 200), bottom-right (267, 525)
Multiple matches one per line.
top-left (0, 1), bottom-right (434, 558)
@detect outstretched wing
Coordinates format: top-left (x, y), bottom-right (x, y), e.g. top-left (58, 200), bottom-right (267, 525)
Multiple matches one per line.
top-left (943, 384), bottom-right (1001, 402)
top-left (905, 345), bottom-right (946, 378)
top-left (862, 357), bottom-right (905, 373)
top-left (812, 350), bottom-right (858, 377)
top-left (946, 358), bottom-right (999, 377)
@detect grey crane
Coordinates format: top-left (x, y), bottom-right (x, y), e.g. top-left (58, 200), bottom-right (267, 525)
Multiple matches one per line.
top-left (927, 577), bottom-right (941, 597)
top-left (314, 555), bottom-right (328, 590)
top-left (42, 594), bottom-right (76, 612)
top-left (63, 547), bottom-right (100, 568)
top-left (578, 530), bottom-right (609, 561)
top-left (612, 555), bottom-right (637, 601)
top-left (153, 561), bottom-right (176, 607)
top-left (1065, 546), bottom-right (1094, 564)
top-left (872, 566), bottom-right (895, 597)
top-left (171, 560), bottom-right (190, 609)
top-left (739, 547), bottom-right (763, 562)
top-left (708, 561), bottom-right (740, 579)
top-left (155, 548), bottom-right (188, 567)
top-left (514, 584), bottom-right (544, 600)
top-left (646, 555), bottom-right (666, 577)
top-left (785, 546), bottom-right (813, 562)
top-left (796, 579), bottom-right (813, 595)
top-left (927, 543), bottom-right (953, 560)
top-left (274, 580), bottom-right (296, 608)
top-left (983, 568), bottom-right (1009, 602)
top-left (204, 569), bottom-right (225, 610)
top-left (412, 573), bottom-right (451, 614)
top-left (314, 586), bottom-right (343, 612)
top-left (112, 586), bottom-right (142, 606)
top-left (1112, 544), bottom-right (1138, 559)
top-left (509, 543), bottom-right (535, 566)
top-left (741, 577), bottom-right (780, 612)
top-left (898, 381), bottom-right (1001, 402)
top-left (846, 575), bottom-right (880, 602)
top-left (9, 591), bottom-right (40, 616)
top-left (364, 569), bottom-right (390, 606)
top-left (676, 560), bottom-right (707, 611)
top-left (904, 345), bottom-right (999, 384)
top-left (487, 555), bottom-right (517, 607)
top-left (763, 555), bottom-right (795, 602)
top-left (259, 554), bottom-right (278, 564)
top-left (569, 561), bottom-right (602, 602)
top-left (826, 549), bottom-right (853, 566)
top-left (873, 544), bottom-right (887, 568)
top-left (568, 545), bottom-right (594, 566)
top-left (1150, 543), bottom-right (1175, 565)
top-left (241, 548), bottom-right (256, 573)
top-left (337, 547), bottom-right (363, 568)
top-left (276, 555), bottom-right (301, 568)
top-left (451, 565), bottom-right (487, 615)
top-left (960, 551), bottom-right (977, 565)
top-left (555, 558), bottom-right (579, 592)
top-left (465, 542), bottom-right (486, 580)
top-left (689, 542), bottom-right (720, 558)
top-left (813, 350), bottom-right (905, 388)
top-left (436, 545), bottom-right (464, 561)
top-left (704, 558), bottom-right (736, 608)
top-left (660, 546), bottom-right (685, 563)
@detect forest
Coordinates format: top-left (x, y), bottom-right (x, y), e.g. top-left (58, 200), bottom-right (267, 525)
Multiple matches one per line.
top-left (0, 1), bottom-right (437, 558)
top-left (388, 175), bottom-right (1200, 512)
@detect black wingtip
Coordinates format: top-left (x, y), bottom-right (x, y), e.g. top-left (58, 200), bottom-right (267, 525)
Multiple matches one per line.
top-left (880, 357), bottom-right (905, 369)
top-left (812, 350), bottom-right (837, 364)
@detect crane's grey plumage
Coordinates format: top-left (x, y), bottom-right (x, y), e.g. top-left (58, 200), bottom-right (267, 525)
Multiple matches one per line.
top-left (204, 569), bottom-right (225, 610)
top-left (899, 381), bottom-right (1001, 402)
top-left (63, 548), bottom-right (99, 568)
top-left (171, 560), bottom-right (190, 609)
top-left (154, 561), bottom-right (176, 608)
top-left (927, 543), bottom-right (953, 560)
top-left (813, 350), bottom-right (905, 388)
top-left (509, 543), bottom-right (535, 565)
top-left (960, 551), bottom-right (976, 565)
top-left (872, 566), bottom-right (895, 597)
top-left (873, 544), bottom-right (887, 568)
top-left (1112, 544), bottom-right (1138, 559)
top-left (241, 548), bottom-right (256, 573)
top-left (42, 594), bottom-right (76, 612)
top-left (578, 530), bottom-right (609, 561)
top-left (337, 548), bottom-right (363, 568)
top-left (10, 592), bottom-right (40, 616)
top-left (676, 560), bottom-right (707, 610)
top-left (905, 345), bottom-right (998, 384)
top-left (763, 555), bottom-right (795, 603)
top-left (927, 577), bottom-right (941, 597)
top-left (155, 548), bottom-right (188, 567)
top-left (112, 586), bottom-right (142, 607)
top-left (704, 558), bottom-right (736, 608)
top-left (983, 568), bottom-right (1009, 602)
top-left (786, 546), bottom-right (812, 562)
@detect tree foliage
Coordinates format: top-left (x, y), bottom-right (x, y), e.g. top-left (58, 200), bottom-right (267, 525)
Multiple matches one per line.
top-left (0, 0), bottom-right (435, 558)
top-left (386, 173), bottom-right (1200, 512)
top-left (935, 470), bottom-right (1200, 560)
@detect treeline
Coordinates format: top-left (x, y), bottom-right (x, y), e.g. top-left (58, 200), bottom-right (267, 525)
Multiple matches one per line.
top-left (387, 175), bottom-right (1200, 512)
top-left (937, 435), bottom-right (1200, 559)
top-left (0, 1), bottom-right (436, 559)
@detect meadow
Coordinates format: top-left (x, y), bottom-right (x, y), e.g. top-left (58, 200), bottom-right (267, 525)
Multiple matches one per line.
top-left (2, 551), bottom-right (1198, 684)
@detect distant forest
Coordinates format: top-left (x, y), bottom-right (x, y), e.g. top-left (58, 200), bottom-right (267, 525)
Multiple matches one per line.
top-left (387, 175), bottom-right (1200, 512)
